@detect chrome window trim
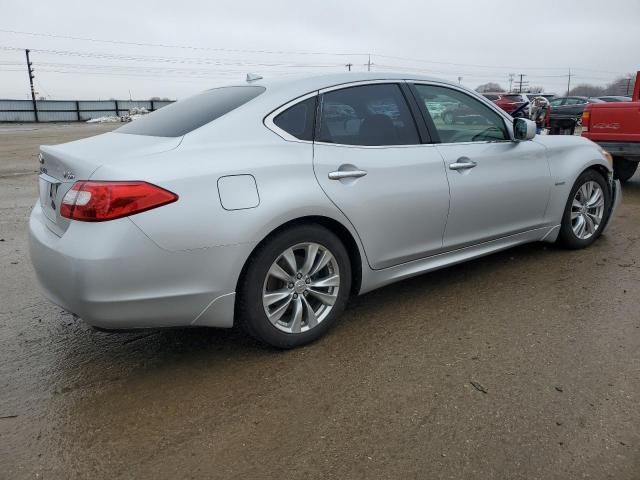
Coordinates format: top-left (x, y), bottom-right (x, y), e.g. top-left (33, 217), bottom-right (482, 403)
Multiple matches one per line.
top-left (313, 141), bottom-right (437, 150)
top-left (265, 78), bottom-right (518, 146)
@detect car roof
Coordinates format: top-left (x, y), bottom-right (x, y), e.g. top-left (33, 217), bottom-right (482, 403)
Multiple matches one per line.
top-left (218, 71), bottom-right (461, 102)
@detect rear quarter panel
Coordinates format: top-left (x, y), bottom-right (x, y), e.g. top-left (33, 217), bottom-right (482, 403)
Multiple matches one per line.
top-left (90, 124), bottom-right (365, 259)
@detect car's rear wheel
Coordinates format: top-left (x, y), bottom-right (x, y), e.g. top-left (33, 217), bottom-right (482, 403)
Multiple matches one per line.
top-left (237, 224), bottom-right (351, 348)
top-left (613, 156), bottom-right (638, 183)
top-left (557, 170), bottom-right (611, 249)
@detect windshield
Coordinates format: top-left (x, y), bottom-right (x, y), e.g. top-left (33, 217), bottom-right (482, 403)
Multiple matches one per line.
top-left (117, 86), bottom-right (266, 137)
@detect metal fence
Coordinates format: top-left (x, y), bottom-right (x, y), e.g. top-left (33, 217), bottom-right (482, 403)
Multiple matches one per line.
top-left (0, 99), bottom-right (174, 122)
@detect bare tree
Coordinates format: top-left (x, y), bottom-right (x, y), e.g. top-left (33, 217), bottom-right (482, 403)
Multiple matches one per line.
top-left (476, 82), bottom-right (505, 93)
top-left (604, 75), bottom-right (636, 96)
top-left (568, 84), bottom-right (606, 97)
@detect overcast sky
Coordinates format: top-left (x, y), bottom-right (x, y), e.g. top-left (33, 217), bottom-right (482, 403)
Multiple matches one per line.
top-left (1, 0), bottom-right (638, 100)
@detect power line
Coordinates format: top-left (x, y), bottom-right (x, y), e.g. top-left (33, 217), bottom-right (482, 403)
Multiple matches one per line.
top-left (0, 29), bottom-right (631, 76)
top-left (0, 28), bottom-right (368, 57)
top-left (0, 45), bottom-right (346, 68)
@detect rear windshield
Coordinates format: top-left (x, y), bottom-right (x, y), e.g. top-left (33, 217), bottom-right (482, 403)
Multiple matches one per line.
top-left (117, 86), bottom-right (266, 137)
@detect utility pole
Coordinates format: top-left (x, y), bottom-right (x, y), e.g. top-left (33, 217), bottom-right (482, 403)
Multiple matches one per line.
top-left (626, 77), bottom-right (632, 96)
top-left (366, 55), bottom-right (372, 72)
top-left (508, 73), bottom-right (515, 92)
top-left (517, 73), bottom-right (527, 93)
top-left (25, 49), bottom-right (38, 122)
top-left (345, 63), bottom-right (353, 72)
top-left (566, 68), bottom-right (572, 96)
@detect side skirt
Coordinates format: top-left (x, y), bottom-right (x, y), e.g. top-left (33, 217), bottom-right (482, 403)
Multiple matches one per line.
top-left (359, 225), bottom-right (557, 294)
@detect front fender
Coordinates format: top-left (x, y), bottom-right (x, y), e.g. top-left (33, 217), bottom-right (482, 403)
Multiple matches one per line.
top-left (534, 136), bottom-right (612, 225)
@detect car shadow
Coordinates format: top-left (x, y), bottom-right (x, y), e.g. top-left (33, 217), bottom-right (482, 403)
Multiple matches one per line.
top-left (53, 239), bottom-right (562, 374)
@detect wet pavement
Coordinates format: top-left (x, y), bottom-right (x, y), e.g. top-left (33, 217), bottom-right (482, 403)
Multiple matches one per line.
top-left (1, 123), bottom-right (639, 479)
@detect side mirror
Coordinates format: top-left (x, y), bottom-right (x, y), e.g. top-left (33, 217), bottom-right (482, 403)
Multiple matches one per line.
top-left (513, 117), bottom-right (536, 141)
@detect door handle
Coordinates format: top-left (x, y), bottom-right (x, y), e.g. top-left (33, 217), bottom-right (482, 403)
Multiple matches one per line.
top-left (328, 169), bottom-right (368, 180)
top-left (449, 160), bottom-right (477, 171)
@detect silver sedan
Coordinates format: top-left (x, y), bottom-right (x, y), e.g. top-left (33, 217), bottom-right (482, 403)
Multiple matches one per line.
top-left (29, 73), bottom-right (621, 348)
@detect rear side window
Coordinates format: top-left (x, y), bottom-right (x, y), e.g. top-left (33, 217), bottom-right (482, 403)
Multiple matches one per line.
top-left (318, 84), bottom-right (420, 146)
top-left (117, 86), bottom-right (266, 137)
top-left (273, 96), bottom-right (317, 141)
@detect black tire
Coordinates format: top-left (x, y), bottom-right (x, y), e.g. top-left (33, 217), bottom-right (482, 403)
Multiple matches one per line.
top-left (557, 169), bottom-right (611, 249)
top-left (236, 224), bottom-right (351, 349)
top-left (613, 156), bottom-right (638, 183)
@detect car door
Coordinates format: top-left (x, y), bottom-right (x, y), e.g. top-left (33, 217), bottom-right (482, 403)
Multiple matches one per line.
top-left (313, 82), bottom-right (450, 270)
top-left (410, 82), bottom-right (552, 250)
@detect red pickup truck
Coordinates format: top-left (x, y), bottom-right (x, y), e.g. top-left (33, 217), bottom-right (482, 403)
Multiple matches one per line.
top-left (581, 71), bottom-right (640, 182)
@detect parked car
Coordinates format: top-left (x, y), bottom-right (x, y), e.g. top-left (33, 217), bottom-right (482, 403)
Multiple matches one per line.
top-left (29, 72), bottom-right (621, 348)
top-left (591, 96), bottom-right (632, 103)
top-left (441, 102), bottom-right (486, 124)
top-left (582, 72), bottom-right (640, 182)
top-left (549, 96), bottom-right (605, 134)
top-left (481, 93), bottom-right (502, 101)
top-left (549, 96), bottom-right (604, 119)
top-left (495, 93), bottom-right (531, 117)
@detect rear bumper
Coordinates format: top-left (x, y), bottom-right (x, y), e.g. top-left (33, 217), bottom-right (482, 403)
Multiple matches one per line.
top-left (29, 203), bottom-right (253, 329)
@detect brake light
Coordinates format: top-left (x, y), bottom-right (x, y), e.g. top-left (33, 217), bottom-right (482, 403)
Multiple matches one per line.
top-left (581, 110), bottom-right (590, 133)
top-left (60, 181), bottom-right (178, 222)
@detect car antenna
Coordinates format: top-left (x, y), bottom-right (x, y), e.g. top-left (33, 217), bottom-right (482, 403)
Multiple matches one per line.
top-left (246, 73), bottom-right (263, 83)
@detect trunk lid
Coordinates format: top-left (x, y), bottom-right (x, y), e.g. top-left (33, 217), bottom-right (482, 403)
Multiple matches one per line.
top-left (38, 132), bottom-right (182, 236)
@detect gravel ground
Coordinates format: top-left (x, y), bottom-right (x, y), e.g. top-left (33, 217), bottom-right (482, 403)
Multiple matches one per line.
top-left (1, 123), bottom-right (639, 479)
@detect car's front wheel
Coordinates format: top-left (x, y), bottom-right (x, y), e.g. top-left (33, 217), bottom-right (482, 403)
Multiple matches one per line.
top-left (558, 169), bottom-right (611, 249)
top-left (237, 224), bottom-right (351, 348)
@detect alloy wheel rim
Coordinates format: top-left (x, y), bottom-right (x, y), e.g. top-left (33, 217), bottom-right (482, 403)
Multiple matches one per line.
top-left (571, 180), bottom-right (604, 240)
top-left (262, 242), bottom-right (340, 334)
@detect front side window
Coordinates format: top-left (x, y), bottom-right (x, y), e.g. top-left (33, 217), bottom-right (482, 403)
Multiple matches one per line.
top-left (318, 84), bottom-right (420, 146)
top-left (117, 86), bottom-right (265, 137)
top-left (549, 98), bottom-right (564, 107)
top-left (413, 84), bottom-right (509, 143)
top-left (273, 96), bottom-right (317, 141)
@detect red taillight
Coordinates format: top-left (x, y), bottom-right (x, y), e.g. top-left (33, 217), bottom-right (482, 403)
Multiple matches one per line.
top-left (60, 181), bottom-right (178, 222)
top-left (581, 109), bottom-right (590, 133)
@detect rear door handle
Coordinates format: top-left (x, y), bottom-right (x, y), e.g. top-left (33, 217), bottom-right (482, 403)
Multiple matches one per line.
top-left (449, 160), bottom-right (477, 171)
top-left (328, 169), bottom-right (368, 180)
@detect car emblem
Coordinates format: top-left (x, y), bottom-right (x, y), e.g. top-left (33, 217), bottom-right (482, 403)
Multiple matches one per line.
top-left (63, 171), bottom-right (75, 180)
